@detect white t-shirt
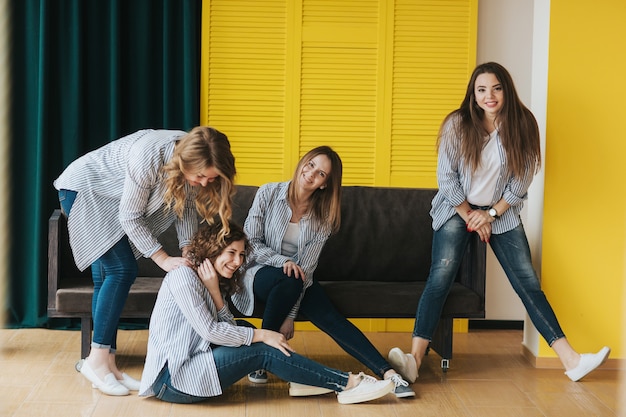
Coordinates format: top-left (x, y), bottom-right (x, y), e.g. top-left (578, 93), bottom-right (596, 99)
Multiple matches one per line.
top-left (467, 130), bottom-right (501, 206)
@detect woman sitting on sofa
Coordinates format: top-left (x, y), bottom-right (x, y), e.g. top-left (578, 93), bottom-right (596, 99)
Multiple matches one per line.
top-left (231, 146), bottom-right (414, 398)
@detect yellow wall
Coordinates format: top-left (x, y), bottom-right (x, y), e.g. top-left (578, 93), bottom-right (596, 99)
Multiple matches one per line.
top-left (541, 0), bottom-right (625, 359)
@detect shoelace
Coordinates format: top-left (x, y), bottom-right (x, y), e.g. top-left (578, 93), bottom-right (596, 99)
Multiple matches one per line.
top-left (388, 373), bottom-right (409, 388)
top-left (355, 372), bottom-right (377, 384)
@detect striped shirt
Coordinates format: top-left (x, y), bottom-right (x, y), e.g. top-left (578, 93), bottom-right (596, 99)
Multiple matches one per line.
top-left (139, 266), bottom-right (254, 398)
top-left (430, 114), bottom-right (535, 234)
top-left (53, 129), bottom-right (198, 271)
top-left (231, 181), bottom-right (331, 318)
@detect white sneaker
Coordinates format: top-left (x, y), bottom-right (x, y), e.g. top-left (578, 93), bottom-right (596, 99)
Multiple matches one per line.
top-left (289, 382), bottom-right (334, 396)
top-left (79, 360), bottom-right (129, 396)
top-left (388, 347), bottom-right (418, 383)
top-left (565, 346), bottom-right (611, 382)
top-left (336, 372), bottom-right (394, 404)
top-left (118, 373), bottom-right (141, 391)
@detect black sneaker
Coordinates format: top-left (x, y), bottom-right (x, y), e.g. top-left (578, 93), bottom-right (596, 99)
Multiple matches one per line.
top-left (248, 369), bottom-right (268, 383)
top-left (388, 373), bottom-right (415, 398)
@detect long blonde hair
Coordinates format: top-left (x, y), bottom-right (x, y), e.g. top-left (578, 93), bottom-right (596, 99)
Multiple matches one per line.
top-left (440, 62), bottom-right (541, 179)
top-left (288, 146), bottom-right (343, 233)
top-left (162, 126), bottom-right (236, 239)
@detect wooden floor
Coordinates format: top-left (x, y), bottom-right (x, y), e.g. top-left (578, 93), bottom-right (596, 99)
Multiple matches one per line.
top-left (1, 327), bottom-right (623, 417)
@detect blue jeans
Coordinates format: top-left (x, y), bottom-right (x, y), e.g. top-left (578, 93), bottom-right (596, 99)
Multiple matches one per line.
top-left (254, 266), bottom-right (392, 378)
top-left (152, 343), bottom-right (349, 403)
top-left (413, 214), bottom-right (565, 346)
top-left (59, 189), bottom-right (138, 352)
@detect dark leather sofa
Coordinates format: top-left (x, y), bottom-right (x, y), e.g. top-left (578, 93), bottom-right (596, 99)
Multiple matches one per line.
top-left (48, 185), bottom-right (486, 371)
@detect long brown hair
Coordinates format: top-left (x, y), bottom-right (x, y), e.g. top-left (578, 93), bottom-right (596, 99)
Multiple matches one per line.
top-left (288, 146), bottom-right (343, 233)
top-left (439, 62), bottom-right (541, 178)
top-left (185, 222), bottom-right (249, 296)
top-left (162, 126), bottom-right (236, 239)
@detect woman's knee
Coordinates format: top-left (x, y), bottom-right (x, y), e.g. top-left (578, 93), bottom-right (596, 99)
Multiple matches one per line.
top-left (425, 261), bottom-right (459, 291)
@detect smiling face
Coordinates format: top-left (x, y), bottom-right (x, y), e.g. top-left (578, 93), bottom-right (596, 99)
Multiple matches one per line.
top-left (474, 72), bottom-right (504, 120)
top-left (212, 239), bottom-right (246, 279)
top-left (184, 166), bottom-right (220, 187)
top-left (298, 154), bottom-right (332, 193)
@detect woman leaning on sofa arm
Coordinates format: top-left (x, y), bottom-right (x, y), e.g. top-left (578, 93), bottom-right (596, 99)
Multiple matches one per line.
top-left (388, 62), bottom-right (610, 384)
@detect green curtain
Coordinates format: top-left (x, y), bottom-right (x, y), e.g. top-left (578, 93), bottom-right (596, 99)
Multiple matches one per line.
top-left (8, 0), bottom-right (201, 327)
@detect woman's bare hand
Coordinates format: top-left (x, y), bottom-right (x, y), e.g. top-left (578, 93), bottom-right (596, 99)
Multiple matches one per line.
top-left (198, 259), bottom-right (220, 294)
top-left (253, 329), bottom-right (295, 356)
top-left (466, 210), bottom-right (493, 243)
top-left (153, 252), bottom-right (191, 272)
top-left (283, 260), bottom-right (305, 280)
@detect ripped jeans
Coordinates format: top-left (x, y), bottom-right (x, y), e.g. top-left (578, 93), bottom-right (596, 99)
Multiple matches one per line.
top-left (413, 214), bottom-right (565, 346)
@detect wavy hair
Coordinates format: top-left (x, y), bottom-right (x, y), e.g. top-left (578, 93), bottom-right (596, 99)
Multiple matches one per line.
top-left (288, 146), bottom-right (343, 233)
top-left (162, 126), bottom-right (236, 240)
top-left (185, 222), bottom-right (249, 296)
top-left (440, 62), bottom-right (541, 179)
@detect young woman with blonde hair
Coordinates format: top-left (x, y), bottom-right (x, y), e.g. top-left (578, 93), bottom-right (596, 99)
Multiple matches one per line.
top-left (54, 126), bottom-right (236, 396)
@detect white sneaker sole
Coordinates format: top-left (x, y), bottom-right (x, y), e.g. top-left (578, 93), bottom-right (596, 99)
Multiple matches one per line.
top-left (337, 379), bottom-right (394, 404)
top-left (289, 382), bottom-right (334, 396)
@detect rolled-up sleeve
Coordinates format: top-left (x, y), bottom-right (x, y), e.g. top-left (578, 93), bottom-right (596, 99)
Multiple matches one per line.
top-left (437, 117), bottom-right (466, 207)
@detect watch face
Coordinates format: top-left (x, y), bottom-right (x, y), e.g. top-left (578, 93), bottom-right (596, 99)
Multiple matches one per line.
top-left (489, 208), bottom-right (497, 217)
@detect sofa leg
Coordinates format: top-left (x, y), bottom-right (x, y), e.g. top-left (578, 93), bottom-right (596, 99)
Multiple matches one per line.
top-left (80, 316), bottom-right (92, 359)
top-left (430, 318), bottom-right (453, 373)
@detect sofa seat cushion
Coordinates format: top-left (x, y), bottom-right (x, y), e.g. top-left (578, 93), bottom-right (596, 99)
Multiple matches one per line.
top-left (318, 281), bottom-right (483, 318)
top-left (55, 277), bottom-right (163, 316)
top-left (246, 281), bottom-right (483, 320)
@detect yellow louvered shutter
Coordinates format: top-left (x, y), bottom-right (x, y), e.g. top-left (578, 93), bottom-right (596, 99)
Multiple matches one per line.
top-left (201, 0), bottom-right (289, 185)
top-left (390, 0), bottom-right (476, 187)
top-left (299, 0), bottom-right (380, 185)
top-left (201, 0), bottom-right (476, 187)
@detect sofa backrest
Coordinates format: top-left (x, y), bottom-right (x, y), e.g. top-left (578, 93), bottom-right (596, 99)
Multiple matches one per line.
top-left (315, 186), bottom-right (437, 283)
top-left (59, 185), bottom-right (441, 285)
top-left (153, 185), bottom-right (438, 282)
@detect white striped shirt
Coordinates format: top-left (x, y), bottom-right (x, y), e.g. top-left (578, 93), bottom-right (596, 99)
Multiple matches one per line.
top-left (139, 266), bottom-right (254, 398)
top-left (430, 114), bottom-right (535, 234)
top-left (231, 181), bottom-right (331, 318)
top-left (53, 129), bottom-right (198, 271)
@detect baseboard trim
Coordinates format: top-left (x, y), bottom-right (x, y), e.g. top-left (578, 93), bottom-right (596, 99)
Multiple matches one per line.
top-left (522, 344), bottom-right (624, 370)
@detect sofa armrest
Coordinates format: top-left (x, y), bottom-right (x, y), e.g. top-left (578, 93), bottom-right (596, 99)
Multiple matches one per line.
top-left (47, 209), bottom-right (63, 313)
top-left (457, 233), bottom-right (486, 305)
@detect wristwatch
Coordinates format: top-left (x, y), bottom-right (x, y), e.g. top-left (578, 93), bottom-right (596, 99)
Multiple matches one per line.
top-left (488, 208), bottom-right (499, 219)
